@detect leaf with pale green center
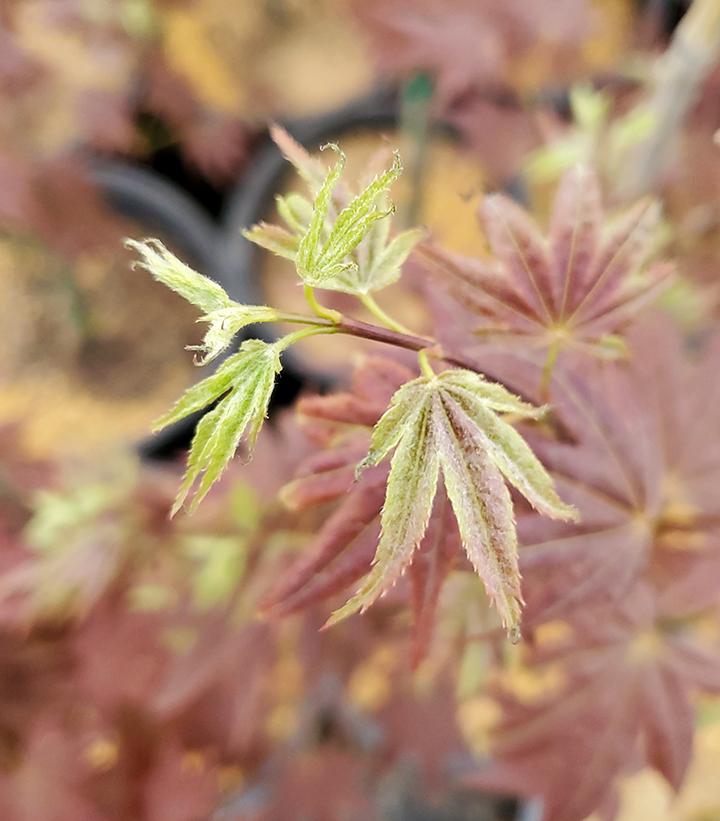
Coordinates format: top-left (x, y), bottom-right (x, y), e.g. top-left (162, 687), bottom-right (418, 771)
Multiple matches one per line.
top-left (129, 237), bottom-right (278, 365)
top-left (335, 221), bottom-right (424, 295)
top-left (152, 352), bottom-right (253, 432)
top-left (355, 377), bottom-right (428, 476)
top-left (320, 153), bottom-right (402, 267)
top-left (326, 393), bottom-right (439, 625)
top-left (364, 227), bottom-right (424, 286)
top-left (276, 192), bottom-right (314, 234)
top-left (433, 391), bottom-right (523, 638)
top-left (326, 369), bottom-right (574, 635)
top-left (126, 238), bottom-right (231, 312)
top-left (189, 305), bottom-right (279, 365)
top-left (296, 144), bottom-right (347, 282)
top-left (166, 340), bottom-right (281, 515)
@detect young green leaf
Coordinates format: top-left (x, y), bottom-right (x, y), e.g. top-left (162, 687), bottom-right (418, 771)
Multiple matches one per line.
top-left (154, 339), bottom-right (281, 516)
top-left (126, 238), bottom-right (231, 312)
top-left (439, 370), bottom-right (548, 419)
top-left (276, 192), bottom-right (315, 235)
top-left (190, 305), bottom-right (279, 365)
top-left (333, 221), bottom-right (424, 295)
top-left (444, 374), bottom-right (578, 521)
top-left (361, 226), bottom-right (424, 290)
top-left (241, 222), bottom-right (299, 261)
top-left (356, 376), bottom-right (429, 475)
top-left (128, 238), bottom-right (278, 365)
top-left (152, 352), bottom-right (258, 433)
top-left (243, 136), bottom-right (416, 296)
top-left (295, 143), bottom-right (348, 282)
top-left (296, 148), bottom-right (403, 288)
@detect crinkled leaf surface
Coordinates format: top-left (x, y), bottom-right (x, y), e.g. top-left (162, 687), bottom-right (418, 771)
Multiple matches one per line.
top-left (326, 386), bottom-right (440, 626)
top-left (127, 238), bottom-right (277, 364)
top-left (267, 357), bottom-right (452, 659)
top-left (126, 238), bottom-right (231, 313)
top-left (295, 147), bottom-right (403, 289)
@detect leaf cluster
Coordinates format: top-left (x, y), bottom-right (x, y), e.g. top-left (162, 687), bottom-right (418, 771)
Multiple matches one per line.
top-left (243, 127), bottom-right (424, 295)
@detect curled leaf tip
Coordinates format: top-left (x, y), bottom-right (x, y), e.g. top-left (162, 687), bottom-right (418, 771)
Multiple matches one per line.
top-left (319, 142), bottom-right (344, 159)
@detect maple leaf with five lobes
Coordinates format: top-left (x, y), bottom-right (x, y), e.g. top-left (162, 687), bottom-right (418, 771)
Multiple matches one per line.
top-left (420, 165), bottom-right (674, 364)
top-left (326, 369), bottom-right (578, 639)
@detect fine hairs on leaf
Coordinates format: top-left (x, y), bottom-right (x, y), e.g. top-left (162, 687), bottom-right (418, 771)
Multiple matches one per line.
top-left (126, 239), bottom-right (283, 513)
top-left (165, 339), bottom-right (281, 515)
top-left (127, 239), bottom-right (279, 365)
top-left (244, 127), bottom-right (422, 295)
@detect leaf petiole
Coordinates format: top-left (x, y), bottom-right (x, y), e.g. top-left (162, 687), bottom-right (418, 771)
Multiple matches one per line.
top-left (303, 284), bottom-right (342, 323)
top-left (275, 325), bottom-right (338, 353)
top-left (418, 348), bottom-right (436, 378)
top-left (358, 292), bottom-right (414, 335)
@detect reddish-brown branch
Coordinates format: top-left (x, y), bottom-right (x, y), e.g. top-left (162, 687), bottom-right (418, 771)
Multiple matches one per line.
top-left (278, 309), bottom-right (480, 366)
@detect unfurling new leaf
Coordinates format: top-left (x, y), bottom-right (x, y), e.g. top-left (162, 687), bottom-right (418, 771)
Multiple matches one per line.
top-left (126, 238), bottom-right (231, 313)
top-left (296, 145), bottom-right (404, 288)
top-left (153, 339), bottom-right (282, 516)
top-left (126, 238), bottom-right (278, 365)
top-left (243, 129), bottom-right (420, 296)
top-left (350, 214), bottom-right (424, 294)
top-left (329, 370), bottom-right (578, 638)
top-left (128, 239), bottom-right (285, 515)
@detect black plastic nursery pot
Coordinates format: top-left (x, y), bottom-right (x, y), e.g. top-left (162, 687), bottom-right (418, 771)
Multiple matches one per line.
top-left (378, 787), bottom-right (543, 821)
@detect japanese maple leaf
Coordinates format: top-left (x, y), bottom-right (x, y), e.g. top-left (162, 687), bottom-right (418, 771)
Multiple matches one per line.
top-left (265, 353), bottom-right (574, 657)
top-left (421, 165), bottom-right (674, 371)
top-left (472, 581), bottom-right (720, 821)
top-left (518, 316), bottom-right (720, 627)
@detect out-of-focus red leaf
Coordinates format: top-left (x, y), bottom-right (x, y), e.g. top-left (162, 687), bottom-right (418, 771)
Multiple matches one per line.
top-left (353, 0), bottom-right (592, 106)
top-left (421, 167), bottom-right (674, 369)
